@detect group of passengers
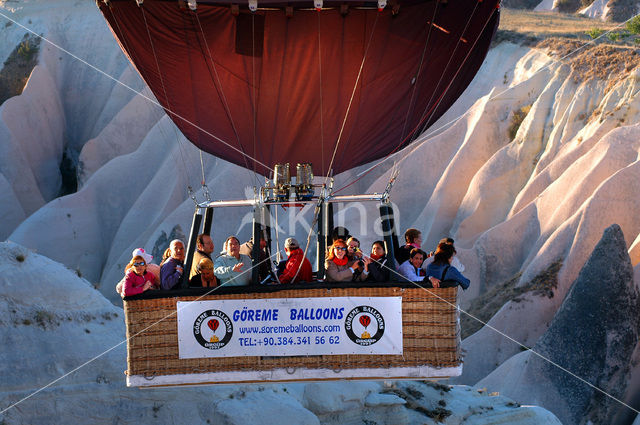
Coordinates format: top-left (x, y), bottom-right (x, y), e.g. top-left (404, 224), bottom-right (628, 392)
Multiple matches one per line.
top-left (323, 227), bottom-right (469, 289)
top-left (119, 226), bottom-right (469, 297)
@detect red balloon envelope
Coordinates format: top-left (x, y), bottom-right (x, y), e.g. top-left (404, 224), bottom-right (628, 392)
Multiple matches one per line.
top-left (359, 314), bottom-right (371, 328)
top-left (207, 319), bottom-right (219, 332)
top-left (98, 0), bottom-right (499, 176)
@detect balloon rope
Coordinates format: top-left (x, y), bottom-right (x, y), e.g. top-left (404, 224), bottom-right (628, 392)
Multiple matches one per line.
top-left (251, 13), bottom-right (260, 183)
top-left (333, 4), bottom-right (499, 195)
top-left (399, 0), bottom-right (441, 142)
top-left (323, 12), bottom-right (380, 187)
top-left (413, 0), bottom-right (482, 139)
top-left (317, 12), bottom-right (326, 175)
top-left (193, 12), bottom-right (258, 183)
top-left (141, 6), bottom-right (197, 192)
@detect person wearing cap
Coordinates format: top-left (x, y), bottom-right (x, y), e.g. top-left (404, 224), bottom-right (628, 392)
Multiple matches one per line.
top-left (160, 239), bottom-right (185, 290)
top-left (214, 236), bottom-right (252, 286)
top-left (278, 238), bottom-right (313, 284)
top-left (121, 255), bottom-right (157, 297)
top-left (115, 248), bottom-right (159, 297)
top-left (189, 258), bottom-right (218, 288)
top-left (189, 234), bottom-right (215, 280)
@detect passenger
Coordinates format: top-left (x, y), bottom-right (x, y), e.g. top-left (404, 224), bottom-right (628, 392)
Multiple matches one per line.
top-left (160, 239), bottom-right (185, 290)
top-left (331, 226), bottom-right (351, 243)
top-left (239, 236), bottom-right (270, 281)
top-left (122, 255), bottom-right (157, 296)
top-left (425, 243), bottom-right (470, 290)
top-left (422, 237), bottom-right (465, 273)
top-left (278, 238), bottom-right (313, 284)
top-left (346, 237), bottom-right (363, 261)
top-left (214, 236), bottom-right (252, 286)
top-left (116, 248), bottom-right (160, 297)
top-left (325, 239), bottom-right (370, 282)
top-left (398, 248), bottom-right (427, 282)
top-left (189, 234), bottom-right (214, 280)
top-left (189, 258), bottom-right (219, 288)
top-left (396, 228), bottom-right (422, 265)
top-left (367, 240), bottom-right (390, 282)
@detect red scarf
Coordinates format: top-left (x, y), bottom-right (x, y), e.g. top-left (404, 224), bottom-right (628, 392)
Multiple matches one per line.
top-left (370, 253), bottom-right (384, 261)
top-left (332, 256), bottom-right (349, 266)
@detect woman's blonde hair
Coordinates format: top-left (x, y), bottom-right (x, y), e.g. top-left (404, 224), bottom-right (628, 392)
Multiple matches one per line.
top-left (125, 255), bottom-right (146, 272)
top-left (197, 257), bottom-right (214, 271)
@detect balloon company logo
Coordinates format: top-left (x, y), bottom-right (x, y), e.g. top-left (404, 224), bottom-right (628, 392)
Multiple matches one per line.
top-left (344, 306), bottom-right (385, 346)
top-left (193, 310), bottom-right (233, 350)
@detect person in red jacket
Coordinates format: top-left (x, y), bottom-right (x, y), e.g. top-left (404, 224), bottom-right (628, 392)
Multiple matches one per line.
top-left (278, 238), bottom-right (313, 284)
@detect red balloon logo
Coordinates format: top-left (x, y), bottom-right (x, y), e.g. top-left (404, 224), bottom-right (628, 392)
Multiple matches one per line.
top-left (359, 315), bottom-right (371, 329)
top-left (207, 319), bottom-right (219, 332)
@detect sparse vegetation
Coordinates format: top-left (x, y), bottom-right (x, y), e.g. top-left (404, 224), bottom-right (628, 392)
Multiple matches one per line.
top-left (461, 260), bottom-right (563, 339)
top-left (0, 33), bottom-right (41, 105)
top-left (508, 105), bottom-right (532, 140)
top-left (586, 28), bottom-right (604, 39)
top-left (537, 38), bottom-right (640, 90)
top-left (607, 32), bottom-right (621, 42)
top-left (627, 15), bottom-right (640, 34)
top-left (34, 310), bottom-right (57, 328)
top-left (15, 254), bottom-right (25, 262)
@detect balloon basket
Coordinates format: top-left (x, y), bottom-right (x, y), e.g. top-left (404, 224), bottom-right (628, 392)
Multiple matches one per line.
top-left (123, 283), bottom-right (461, 387)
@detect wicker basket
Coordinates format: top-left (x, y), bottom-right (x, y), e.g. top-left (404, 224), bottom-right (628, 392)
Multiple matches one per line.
top-left (124, 285), bottom-right (461, 386)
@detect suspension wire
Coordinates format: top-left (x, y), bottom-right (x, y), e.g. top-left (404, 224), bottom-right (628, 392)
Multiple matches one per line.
top-left (399, 0), bottom-right (440, 142)
top-left (141, 6), bottom-right (198, 197)
top-left (2, 5), bottom-right (639, 417)
top-left (414, 1), bottom-right (483, 142)
top-left (343, 6), bottom-right (639, 189)
top-left (317, 12), bottom-right (326, 175)
top-left (332, 5), bottom-right (498, 195)
top-left (251, 13), bottom-right (261, 185)
top-left (0, 8), bottom-right (274, 176)
top-left (274, 205), bottom-right (282, 263)
top-left (0, 249), bottom-right (283, 416)
top-left (193, 11), bottom-right (258, 186)
top-left (355, 255), bottom-right (639, 416)
top-left (322, 12), bottom-right (380, 190)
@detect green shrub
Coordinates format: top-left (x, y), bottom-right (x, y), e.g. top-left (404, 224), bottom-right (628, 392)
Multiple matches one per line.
top-left (627, 15), bottom-right (640, 34)
top-left (586, 28), bottom-right (604, 39)
top-left (607, 32), bottom-right (620, 42)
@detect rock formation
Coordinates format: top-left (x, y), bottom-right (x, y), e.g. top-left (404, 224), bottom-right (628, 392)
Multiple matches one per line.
top-left (477, 224), bottom-right (640, 424)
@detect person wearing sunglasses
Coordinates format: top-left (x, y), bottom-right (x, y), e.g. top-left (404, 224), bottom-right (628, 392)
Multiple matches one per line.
top-left (325, 239), bottom-right (370, 282)
top-left (122, 255), bottom-right (157, 297)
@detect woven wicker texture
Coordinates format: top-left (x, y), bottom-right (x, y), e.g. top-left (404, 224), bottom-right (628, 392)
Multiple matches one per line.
top-left (124, 286), bottom-right (460, 379)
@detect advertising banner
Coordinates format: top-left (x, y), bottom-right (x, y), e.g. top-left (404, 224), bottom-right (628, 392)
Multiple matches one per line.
top-left (176, 297), bottom-right (403, 358)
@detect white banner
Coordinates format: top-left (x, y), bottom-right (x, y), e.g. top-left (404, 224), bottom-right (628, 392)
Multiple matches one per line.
top-left (176, 297), bottom-right (403, 358)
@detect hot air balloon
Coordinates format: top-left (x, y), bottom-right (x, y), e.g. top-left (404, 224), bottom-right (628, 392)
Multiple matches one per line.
top-left (97, 0), bottom-right (498, 176)
top-left (104, 0), bottom-right (498, 387)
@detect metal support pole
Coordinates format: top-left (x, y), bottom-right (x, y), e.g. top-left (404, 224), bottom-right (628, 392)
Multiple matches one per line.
top-left (264, 204), bottom-right (273, 272)
top-left (316, 201), bottom-right (326, 279)
top-left (251, 207), bottom-right (262, 285)
top-left (182, 207), bottom-right (204, 288)
top-left (379, 202), bottom-right (397, 272)
top-left (202, 207), bottom-right (214, 235)
top-left (326, 202), bottom-right (334, 248)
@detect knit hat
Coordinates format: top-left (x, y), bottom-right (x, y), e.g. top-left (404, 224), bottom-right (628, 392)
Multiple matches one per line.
top-left (132, 248), bottom-right (153, 264)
